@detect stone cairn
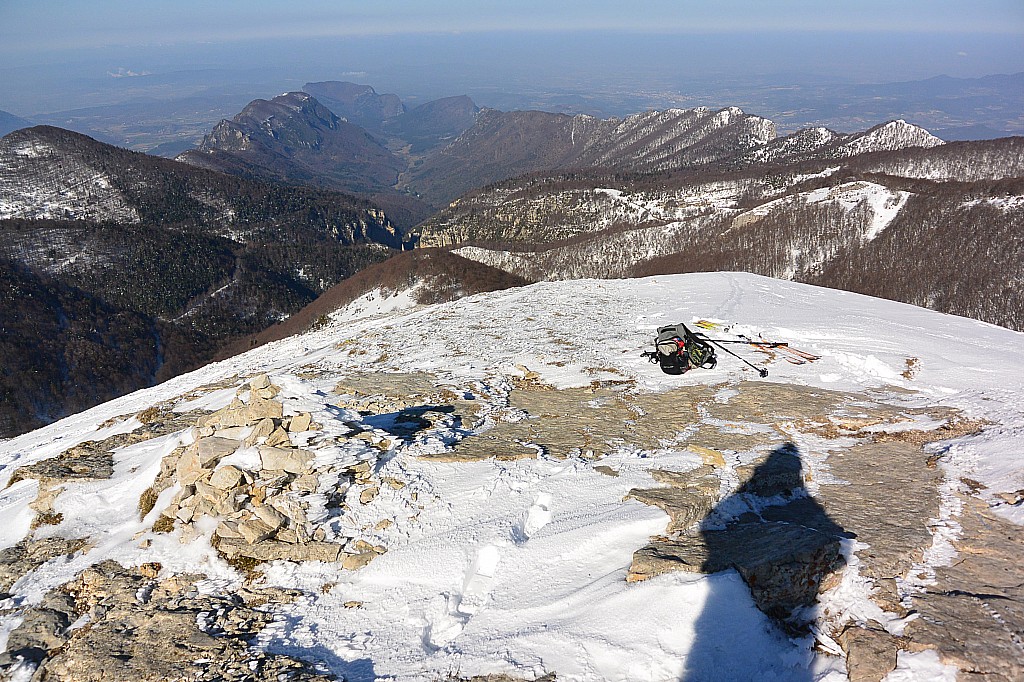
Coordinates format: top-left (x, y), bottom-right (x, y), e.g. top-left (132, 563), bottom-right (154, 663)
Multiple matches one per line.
top-left (147, 373), bottom-right (383, 569)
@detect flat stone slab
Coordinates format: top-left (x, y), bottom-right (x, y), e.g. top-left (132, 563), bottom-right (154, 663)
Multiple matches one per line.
top-left (812, 440), bottom-right (943, 611)
top-left (626, 487), bottom-right (716, 533)
top-left (902, 498), bottom-right (1024, 681)
top-left (216, 537), bottom-right (349, 563)
top-left (629, 514), bottom-right (844, 623)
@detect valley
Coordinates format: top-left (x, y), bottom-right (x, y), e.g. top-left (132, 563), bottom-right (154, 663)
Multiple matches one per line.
top-left (3, 83), bottom-right (1023, 442)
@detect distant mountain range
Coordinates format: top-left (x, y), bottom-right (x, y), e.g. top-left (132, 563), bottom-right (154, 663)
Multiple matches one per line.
top-left (13, 71), bottom-right (1021, 157)
top-left (0, 109), bottom-right (32, 138)
top-left (0, 125), bottom-right (402, 438)
top-left (403, 110), bottom-right (944, 206)
top-left (185, 86), bottom-right (950, 210)
top-left (4, 87), bottom-right (1021, 438)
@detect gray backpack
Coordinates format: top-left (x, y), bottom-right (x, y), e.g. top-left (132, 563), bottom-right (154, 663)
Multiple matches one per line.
top-left (644, 323), bottom-right (717, 375)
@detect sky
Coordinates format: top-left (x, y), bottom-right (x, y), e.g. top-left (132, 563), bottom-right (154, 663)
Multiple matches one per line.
top-left (0, 1), bottom-right (1022, 117)
top-left (2, 0), bottom-right (1023, 51)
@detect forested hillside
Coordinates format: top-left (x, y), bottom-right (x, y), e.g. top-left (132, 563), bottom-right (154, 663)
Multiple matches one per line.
top-left (0, 126), bottom-right (402, 437)
top-left (417, 138), bottom-right (1024, 331)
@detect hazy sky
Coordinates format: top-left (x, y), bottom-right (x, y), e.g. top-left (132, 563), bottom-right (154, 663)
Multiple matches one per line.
top-left (2, 0), bottom-right (1023, 51)
top-left (1, 1), bottom-right (1022, 117)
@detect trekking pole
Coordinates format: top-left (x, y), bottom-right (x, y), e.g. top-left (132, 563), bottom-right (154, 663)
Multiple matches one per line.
top-left (698, 334), bottom-right (769, 378)
top-left (702, 339), bottom-right (788, 347)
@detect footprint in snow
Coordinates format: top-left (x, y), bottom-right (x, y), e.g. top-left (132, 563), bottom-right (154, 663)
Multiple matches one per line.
top-left (514, 492), bottom-right (553, 543)
top-left (423, 544), bottom-right (501, 649)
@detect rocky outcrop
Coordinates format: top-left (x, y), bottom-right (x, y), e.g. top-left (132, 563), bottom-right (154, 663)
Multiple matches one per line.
top-left (627, 448), bottom-right (848, 631)
top-left (0, 560), bottom-right (334, 681)
top-left (8, 406), bottom-right (205, 528)
top-left (623, 382), bottom-right (974, 645)
top-left (0, 537), bottom-right (88, 597)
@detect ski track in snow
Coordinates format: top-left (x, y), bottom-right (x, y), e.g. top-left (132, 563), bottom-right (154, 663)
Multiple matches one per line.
top-left (1, 272), bottom-right (1023, 682)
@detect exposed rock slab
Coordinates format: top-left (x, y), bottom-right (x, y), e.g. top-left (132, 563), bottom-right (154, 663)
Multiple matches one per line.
top-left (0, 537), bottom-right (88, 596)
top-left (449, 384), bottom-right (715, 461)
top-left (216, 537), bottom-right (349, 563)
top-left (627, 467), bottom-right (720, 533)
top-left (812, 441), bottom-right (943, 611)
top-left (625, 383), bottom-right (950, 639)
top-left (629, 516), bottom-right (845, 624)
top-left (902, 498), bottom-right (1024, 681)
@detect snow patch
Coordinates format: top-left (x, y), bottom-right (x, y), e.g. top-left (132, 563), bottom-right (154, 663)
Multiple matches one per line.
top-left (883, 649), bottom-right (958, 681)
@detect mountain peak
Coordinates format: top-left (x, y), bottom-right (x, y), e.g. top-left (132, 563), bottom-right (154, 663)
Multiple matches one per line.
top-left (302, 81), bottom-right (406, 129)
top-left (838, 119), bottom-right (944, 156)
top-left (182, 92), bottom-right (405, 196)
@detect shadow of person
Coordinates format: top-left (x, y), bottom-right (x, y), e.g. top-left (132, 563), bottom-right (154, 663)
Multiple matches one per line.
top-left (680, 443), bottom-right (852, 681)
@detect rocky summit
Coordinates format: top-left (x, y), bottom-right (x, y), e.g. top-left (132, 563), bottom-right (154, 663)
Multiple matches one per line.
top-left (0, 272), bottom-right (1022, 681)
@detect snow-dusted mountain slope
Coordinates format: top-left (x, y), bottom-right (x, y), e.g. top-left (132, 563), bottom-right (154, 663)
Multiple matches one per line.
top-left (0, 125), bottom-right (407, 440)
top-left (0, 132), bottom-right (140, 222)
top-left (743, 120), bottom-right (943, 165)
top-left (403, 106), bottom-right (778, 205)
top-left (418, 137), bottom-right (1024, 332)
top-left (2, 273), bottom-right (1022, 681)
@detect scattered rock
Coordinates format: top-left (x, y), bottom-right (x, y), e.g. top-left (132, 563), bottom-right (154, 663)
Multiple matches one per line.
top-left (252, 504), bottom-right (287, 529)
top-left (996, 489), bottom-right (1024, 505)
top-left (342, 552), bottom-right (377, 571)
top-left (259, 446), bottom-right (313, 474)
top-left (209, 464), bottom-right (245, 490)
top-left (238, 518), bottom-right (278, 544)
top-left (838, 625), bottom-right (901, 682)
top-left (245, 417), bottom-right (277, 446)
top-left (0, 560), bottom-right (335, 681)
top-left (289, 412), bottom-right (313, 432)
top-left (196, 436), bottom-right (239, 467)
top-left (359, 486), bottom-right (380, 504)
top-left (265, 426), bottom-right (293, 447)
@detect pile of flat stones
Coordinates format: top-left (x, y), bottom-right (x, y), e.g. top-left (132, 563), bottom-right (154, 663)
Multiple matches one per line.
top-left (148, 374), bottom-right (383, 569)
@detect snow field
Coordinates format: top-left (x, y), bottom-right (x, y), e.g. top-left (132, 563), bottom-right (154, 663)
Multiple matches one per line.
top-left (1, 272), bottom-right (1022, 681)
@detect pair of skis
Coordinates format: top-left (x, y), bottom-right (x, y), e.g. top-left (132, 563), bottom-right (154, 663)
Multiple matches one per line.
top-left (694, 320), bottom-right (822, 367)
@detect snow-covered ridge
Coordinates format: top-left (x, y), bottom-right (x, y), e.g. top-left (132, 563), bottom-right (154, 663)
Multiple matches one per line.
top-left (1, 273), bottom-right (1021, 681)
top-left (836, 119), bottom-right (944, 157)
top-left (735, 181), bottom-right (910, 243)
